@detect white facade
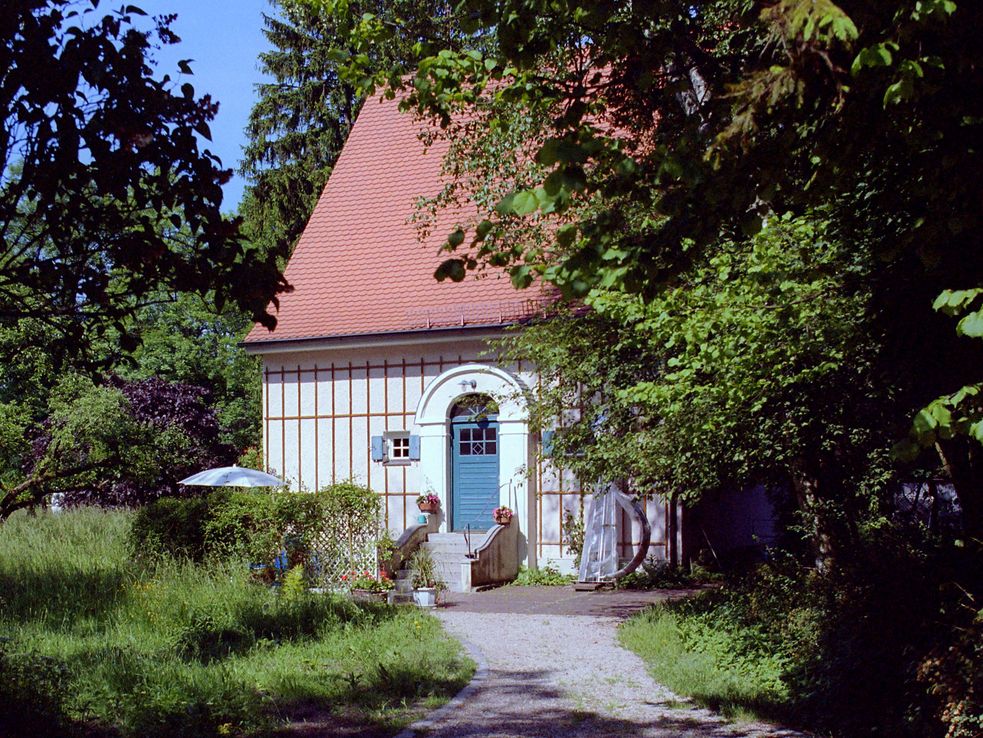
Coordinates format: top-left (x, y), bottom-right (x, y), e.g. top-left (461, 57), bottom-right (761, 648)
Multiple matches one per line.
top-left (251, 330), bottom-right (678, 570)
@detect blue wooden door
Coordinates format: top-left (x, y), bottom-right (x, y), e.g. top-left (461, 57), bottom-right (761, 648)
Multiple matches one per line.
top-left (451, 419), bottom-right (500, 531)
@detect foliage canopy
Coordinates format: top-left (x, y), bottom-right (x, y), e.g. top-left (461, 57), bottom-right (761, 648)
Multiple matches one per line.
top-left (323, 0), bottom-right (983, 539)
top-left (0, 374), bottom-right (236, 519)
top-left (1, 0), bottom-right (288, 368)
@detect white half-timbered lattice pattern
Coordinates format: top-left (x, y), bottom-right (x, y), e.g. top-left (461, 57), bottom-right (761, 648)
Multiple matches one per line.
top-left (259, 335), bottom-right (680, 572)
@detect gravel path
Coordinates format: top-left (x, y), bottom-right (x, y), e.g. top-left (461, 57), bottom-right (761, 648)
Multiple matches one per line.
top-left (397, 599), bottom-right (806, 738)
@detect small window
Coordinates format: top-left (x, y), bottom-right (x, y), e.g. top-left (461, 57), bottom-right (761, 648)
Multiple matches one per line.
top-left (389, 435), bottom-right (411, 461)
top-left (384, 431), bottom-right (412, 465)
top-left (372, 432), bottom-right (419, 464)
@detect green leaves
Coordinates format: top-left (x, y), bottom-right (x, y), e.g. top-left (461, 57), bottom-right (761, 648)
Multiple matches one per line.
top-left (499, 213), bottom-right (883, 501)
top-left (901, 383), bottom-right (983, 454)
top-left (535, 137), bottom-right (590, 167)
top-left (883, 59), bottom-right (926, 105)
top-left (509, 190), bottom-right (539, 216)
top-left (851, 42), bottom-right (898, 75)
top-left (957, 311), bottom-right (983, 338)
top-left (930, 288), bottom-right (983, 338)
top-left (932, 288), bottom-right (982, 315)
top-left (447, 228), bottom-right (466, 248)
top-left (1, 0), bottom-right (287, 367)
top-left (911, 0), bottom-right (958, 22)
top-left (764, 0), bottom-right (858, 45)
top-left (900, 285), bottom-right (983, 458)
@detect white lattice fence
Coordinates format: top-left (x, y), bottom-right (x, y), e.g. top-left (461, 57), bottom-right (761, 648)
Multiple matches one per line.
top-left (305, 518), bottom-right (379, 589)
top-left (268, 485), bottom-right (383, 589)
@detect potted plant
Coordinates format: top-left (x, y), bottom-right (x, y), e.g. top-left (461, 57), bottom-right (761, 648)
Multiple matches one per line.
top-left (416, 492), bottom-right (440, 514)
top-left (343, 570), bottom-right (395, 602)
top-left (376, 529), bottom-right (399, 578)
top-left (493, 506), bottom-right (514, 525)
top-left (409, 547), bottom-right (443, 608)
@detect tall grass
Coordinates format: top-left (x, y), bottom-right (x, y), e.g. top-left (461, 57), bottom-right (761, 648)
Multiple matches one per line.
top-left (619, 602), bottom-right (791, 722)
top-left (0, 508), bottom-right (472, 737)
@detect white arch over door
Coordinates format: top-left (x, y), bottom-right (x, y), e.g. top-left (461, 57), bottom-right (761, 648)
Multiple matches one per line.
top-left (413, 363), bottom-right (535, 564)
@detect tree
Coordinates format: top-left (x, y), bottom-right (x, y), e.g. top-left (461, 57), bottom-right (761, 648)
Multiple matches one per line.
top-left (501, 213), bottom-right (888, 560)
top-left (240, 0), bottom-right (492, 257)
top-left (114, 293), bottom-right (262, 452)
top-left (325, 0), bottom-right (983, 539)
top-left (1, 375), bottom-right (148, 520)
top-left (1, 0), bottom-right (288, 370)
top-left (240, 0), bottom-right (361, 257)
top-left (320, 3), bottom-right (983, 732)
top-left (0, 374), bottom-right (236, 520)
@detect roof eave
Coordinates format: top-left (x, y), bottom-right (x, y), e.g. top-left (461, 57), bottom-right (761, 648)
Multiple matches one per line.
top-left (241, 322), bottom-right (516, 356)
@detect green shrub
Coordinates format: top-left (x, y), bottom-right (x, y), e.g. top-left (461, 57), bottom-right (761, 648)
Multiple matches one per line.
top-left (615, 557), bottom-right (698, 589)
top-left (202, 489), bottom-right (280, 563)
top-left (129, 482), bottom-right (383, 578)
top-left (620, 561), bottom-right (817, 723)
top-left (917, 608), bottom-right (983, 738)
top-left (280, 565), bottom-right (309, 603)
top-left (512, 562), bottom-right (575, 586)
top-left (130, 495), bottom-right (212, 561)
top-left (622, 536), bottom-right (983, 738)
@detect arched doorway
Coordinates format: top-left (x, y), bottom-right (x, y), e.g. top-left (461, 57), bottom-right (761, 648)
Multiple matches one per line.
top-left (412, 363), bottom-right (534, 564)
top-left (449, 395), bottom-right (500, 531)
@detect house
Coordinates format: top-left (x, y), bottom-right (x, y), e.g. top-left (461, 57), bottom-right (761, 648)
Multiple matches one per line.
top-left (243, 92), bottom-right (728, 586)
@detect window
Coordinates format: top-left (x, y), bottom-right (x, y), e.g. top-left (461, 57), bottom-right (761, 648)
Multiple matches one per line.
top-left (389, 434), bottom-right (411, 461)
top-left (458, 426), bottom-right (497, 456)
top-left (381, 431), bottom-right (414, 465)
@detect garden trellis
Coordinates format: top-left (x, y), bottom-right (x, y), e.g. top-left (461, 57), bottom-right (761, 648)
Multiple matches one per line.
top-left (301, 508), bottom-right (380, 589)
top-left (275, 482), bottom-right (383, 589)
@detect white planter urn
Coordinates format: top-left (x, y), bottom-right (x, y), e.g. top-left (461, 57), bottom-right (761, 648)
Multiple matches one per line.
top-left (413, 588), bottom-right (437, 608)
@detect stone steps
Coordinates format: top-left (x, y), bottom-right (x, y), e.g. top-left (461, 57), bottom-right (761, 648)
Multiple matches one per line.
top-left (424, 534), bottom-right (471, 592)
top-left (395, 533), bottom-right (474, 594)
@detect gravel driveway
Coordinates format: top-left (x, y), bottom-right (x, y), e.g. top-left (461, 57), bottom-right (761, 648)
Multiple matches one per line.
top-left (397, 588), bottom-right (805, 738)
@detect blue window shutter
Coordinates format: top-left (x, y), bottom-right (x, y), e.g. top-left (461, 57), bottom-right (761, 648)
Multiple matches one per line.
top-left (371, 436), bottom-right (384, 462)
top-left (542, 430), bottom-right (555, 457)
top-left (409, 435), bottom-right (421, 460)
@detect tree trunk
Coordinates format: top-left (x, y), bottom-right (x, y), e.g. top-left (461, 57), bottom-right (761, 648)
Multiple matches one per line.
top-left (935, 439), bottom-right (983, 543)
top-left (790, 459), bottom-right (839, 570)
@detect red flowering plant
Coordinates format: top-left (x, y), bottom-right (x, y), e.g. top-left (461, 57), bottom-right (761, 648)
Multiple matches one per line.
top-left (341, 570), bottom-right (395, 592)
top-left (416, 493), bottom-right (440, 507)
top-left (493, 506), bottom-right (514, 523)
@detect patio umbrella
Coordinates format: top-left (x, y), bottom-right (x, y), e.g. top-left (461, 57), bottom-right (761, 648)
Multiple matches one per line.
top-left (178, 465), bottom-right (285, 488)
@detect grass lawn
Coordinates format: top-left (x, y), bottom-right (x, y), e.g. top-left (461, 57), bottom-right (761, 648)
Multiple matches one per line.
top-left (618, 598), bottom-right (791, 725)
top-left (0, 508), bottom-right (473, 737)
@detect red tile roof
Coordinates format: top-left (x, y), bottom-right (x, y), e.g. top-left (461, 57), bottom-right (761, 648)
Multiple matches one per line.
top-left (244, 93), bottom-right (551, 346)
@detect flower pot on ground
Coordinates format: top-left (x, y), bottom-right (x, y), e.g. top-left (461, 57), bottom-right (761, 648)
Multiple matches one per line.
top-left (342, 570), bottom-right (394, 603)
top-left (493, 506), bottom-right (514, 526)
top-left (409, 546), bottom-right (445, 607)
top-left (353, 589), bottom-right (389, 603)
top-left (416, 493), bottom-right (440, 514)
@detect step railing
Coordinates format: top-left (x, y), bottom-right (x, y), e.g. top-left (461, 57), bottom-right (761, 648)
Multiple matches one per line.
top-left (390, 510), bottom-right (520, 592)
top-left (460, 520), bottom-right (519, 590)
top-left (390, 512), bottom-right (440, 574)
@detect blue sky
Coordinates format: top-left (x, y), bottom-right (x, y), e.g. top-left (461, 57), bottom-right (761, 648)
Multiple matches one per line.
top-left (139, 0), bottom-right (274, 210)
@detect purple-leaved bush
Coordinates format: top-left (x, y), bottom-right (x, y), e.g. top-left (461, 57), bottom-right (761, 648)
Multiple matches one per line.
top-left (55, 377), bottom-right (237, 507)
